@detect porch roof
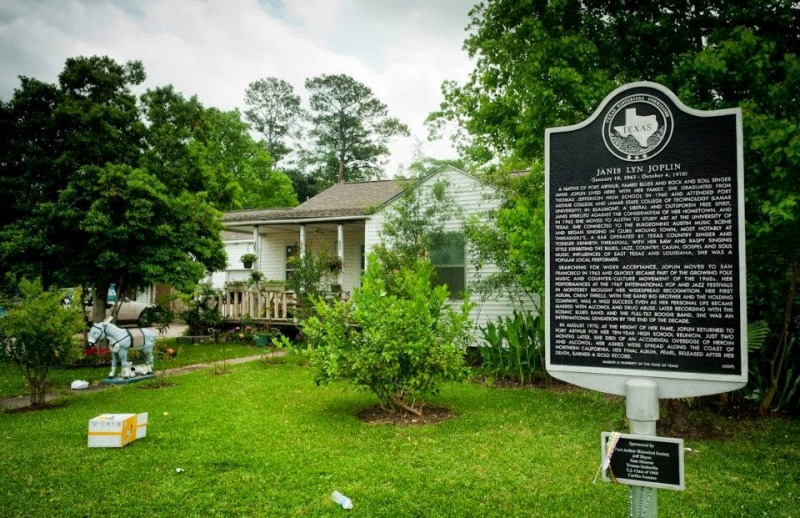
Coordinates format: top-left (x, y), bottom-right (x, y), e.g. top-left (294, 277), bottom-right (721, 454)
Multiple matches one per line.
top-left (222, 179), bottom-right (404, 225)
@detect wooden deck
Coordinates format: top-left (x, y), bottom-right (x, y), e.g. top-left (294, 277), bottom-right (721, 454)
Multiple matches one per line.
top-left (217, 287), bottom-right (298, 325)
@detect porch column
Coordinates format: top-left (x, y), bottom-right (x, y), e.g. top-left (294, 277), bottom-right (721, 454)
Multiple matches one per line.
top-left (363, 232), bottom-right (369, 271)
top-left (337, 223), bottom-right (344, 285)
top-left (299, 224), bottom-right (306, 259)
top-left (252, 225), bottom-right (261, 270)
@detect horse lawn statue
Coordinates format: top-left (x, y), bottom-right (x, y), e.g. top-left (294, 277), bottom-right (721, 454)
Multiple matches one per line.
top-left (87, 318), bottom-right (156, 379)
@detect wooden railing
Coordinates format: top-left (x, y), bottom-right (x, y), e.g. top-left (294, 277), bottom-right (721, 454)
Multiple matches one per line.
top-left (217, 287), bottom-right (296, 322)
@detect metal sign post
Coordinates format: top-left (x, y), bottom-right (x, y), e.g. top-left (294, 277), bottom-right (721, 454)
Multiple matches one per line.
top-left (545, 82), bottom-right (746, 516)
top-left (625, 379), bottom-right (659, 517)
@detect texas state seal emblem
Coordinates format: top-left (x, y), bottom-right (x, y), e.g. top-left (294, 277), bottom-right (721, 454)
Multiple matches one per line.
top-left (602, 93), bottom-right (673, 162)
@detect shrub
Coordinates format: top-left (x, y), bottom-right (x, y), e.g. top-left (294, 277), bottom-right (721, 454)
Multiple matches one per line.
top-left (181, 283), bottom-right (222, 336)
top-left (137, 304), bottom-right (174, 333)
top-left (302, 252), bottom-right (474, 416)
top-left (226, 325), bottom-right (256, 344)
top-left (285, 242), bottom-right (344, 322)
top-left (0, 279), bottom-right (86, 407)
top-left (75, 346), bottom-right (112, 366)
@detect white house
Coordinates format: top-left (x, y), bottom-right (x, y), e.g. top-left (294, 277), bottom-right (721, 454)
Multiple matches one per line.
top-left (216, 166), bottom-right (534, 331)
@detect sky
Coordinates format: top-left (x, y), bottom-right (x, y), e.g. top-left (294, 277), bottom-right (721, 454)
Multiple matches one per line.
top-left (0, 0), bottom-right (477, 176)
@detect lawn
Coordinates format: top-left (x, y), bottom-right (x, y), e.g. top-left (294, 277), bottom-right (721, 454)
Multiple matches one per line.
top-left (0, 339), bottom-right (265, 400)
top-left (0, 355), bottom-right (798, 517)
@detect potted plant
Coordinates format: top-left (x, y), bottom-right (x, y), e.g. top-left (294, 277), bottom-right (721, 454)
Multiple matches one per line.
top-left (240, 253), bottom-right (257, 269)
top-left (248, 270), bottom-right (264, 289)
top-left (261, 279), bottom-right (286, 292)
top-left (326, 256), bottom-right (343, 272)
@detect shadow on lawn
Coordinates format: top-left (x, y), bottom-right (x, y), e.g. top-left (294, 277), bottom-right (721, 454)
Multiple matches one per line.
top-left (3, 401), bottom-right (69, 414)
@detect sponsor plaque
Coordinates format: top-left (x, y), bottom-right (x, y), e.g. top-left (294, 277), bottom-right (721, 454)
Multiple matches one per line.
top-left (601, 433), bottom-right (685, 490)
top-left (545, 82), bottom-right (746, 397)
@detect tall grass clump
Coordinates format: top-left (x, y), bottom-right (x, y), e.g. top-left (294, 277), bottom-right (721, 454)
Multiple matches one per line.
top-left (478, 311), bottom-right (547, 385)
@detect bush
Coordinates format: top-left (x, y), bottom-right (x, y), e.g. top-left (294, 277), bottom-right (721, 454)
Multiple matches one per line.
top-left (225, 325), bottom-right (256, 344)
top-left (302, 252), bottom-right (474, 416)
top-left (0, 279), bottom-right (86, 407)
top-left (180, 283), bottom-right (222, 336)
top-left (284, 243), bottom-right (342, 321)
top-left (74, 346), bottom-right (111, 366)
top-left (137, 304), bottom-right (174, 332)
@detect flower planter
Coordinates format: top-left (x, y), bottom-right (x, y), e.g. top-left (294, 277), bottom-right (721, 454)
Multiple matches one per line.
top-left (240, 254), bottom-right (257, 269)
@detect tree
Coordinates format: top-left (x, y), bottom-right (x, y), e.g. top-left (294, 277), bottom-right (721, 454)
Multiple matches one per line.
top-left (243, 77), bottom-right (305, 165)
top-left (140, 86), bottom-right (240, 211)
top-left (235, 152), bottom-right (298, 209)
top-left (431, 1), bottom-right (800, 412)
top-left (427, 1), bottom-right (613, 164)
top-left (193, 107), bottom-right (297, 210)
top-left (1, 57), bottom-right (145, 296)
top-left (464, 164), bottom-right (546, 308)
top-left (0, 280), bottom-right (86, 407)
top-left (399, 145), bottom-right (469, 179)
top-left (283, 234), bottom-right (344, 321)
top-left (80, 163), bottom-right (227, 296)
top-left (283, 167), bottom-right (322, 203)
top-left (304, 73), bottom-right (409, 187)
top-left (379, 176), bottom-right (460, 265)
top-left (302, 252), bottom-right (473, 416)
top-left (0, 56), bottom-right (227, 322)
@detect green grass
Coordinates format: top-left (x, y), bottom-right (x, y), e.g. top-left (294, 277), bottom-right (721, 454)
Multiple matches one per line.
top-left (0, 339), bottom-right (266, 400)
top-left (0, 356), bottom-right (798, 517)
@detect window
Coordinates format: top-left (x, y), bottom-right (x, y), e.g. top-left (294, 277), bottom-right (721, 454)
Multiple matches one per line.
top-left (285, 245), bottom-right (299, 280)
top-left (430, 233), bottom-right (466, 299)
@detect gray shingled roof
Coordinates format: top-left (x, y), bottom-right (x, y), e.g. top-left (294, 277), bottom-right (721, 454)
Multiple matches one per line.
top-left (221, 230), bottom-right (253, 241)
top-left (222, 179), bottom-right (405, 224)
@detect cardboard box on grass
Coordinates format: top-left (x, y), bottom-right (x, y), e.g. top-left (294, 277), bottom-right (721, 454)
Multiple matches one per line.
top-left (88, 413), bottom-right (148, 448)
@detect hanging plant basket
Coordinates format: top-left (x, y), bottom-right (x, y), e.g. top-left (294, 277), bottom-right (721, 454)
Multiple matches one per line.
top-left (240, 253), bottom-right (257, 269)
top-left (326, 256), bottom-right (343, 272)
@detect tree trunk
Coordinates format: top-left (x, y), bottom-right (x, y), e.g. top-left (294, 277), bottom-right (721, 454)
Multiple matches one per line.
top-left (30, 386), bottom-right (46, 407)
top-left (661, 398), bottom-right (689, 434)
top-left (91, 283), bottom-right (106, 323)
top-left (390, 396), bottom-right (423, 416)
top-left (28, 370), bottom-right (48, 408)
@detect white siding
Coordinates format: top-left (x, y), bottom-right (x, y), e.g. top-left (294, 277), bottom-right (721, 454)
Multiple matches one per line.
top-left (258, 231), bottom-right (297, 282)
top-left (340, 225), bottom-right (365, 293)
top-left (373, 167), bottom-right (538, 339)
top-left (133, 286), bottom-right (152, 304)
top-left (209, 270), bottom-right (227, 289)
top-left (209, 239), bottom-right (254, 289)
top-left (364, 213), bottom-right (384, 266)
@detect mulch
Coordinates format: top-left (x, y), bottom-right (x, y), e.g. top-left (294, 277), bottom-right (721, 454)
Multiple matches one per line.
top-left (356, 404), bottom-right (454, 426)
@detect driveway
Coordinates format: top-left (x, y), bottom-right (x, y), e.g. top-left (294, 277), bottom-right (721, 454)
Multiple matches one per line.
top-left (147, 323), bottom-right (188, 339)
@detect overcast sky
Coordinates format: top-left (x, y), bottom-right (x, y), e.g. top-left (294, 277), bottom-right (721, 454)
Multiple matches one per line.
top-left (0, 0), bottom-right (477, 176)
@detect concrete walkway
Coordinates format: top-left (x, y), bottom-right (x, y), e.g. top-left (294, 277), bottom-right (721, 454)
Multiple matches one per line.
top-left (0, 349), bottom-right (287, 410)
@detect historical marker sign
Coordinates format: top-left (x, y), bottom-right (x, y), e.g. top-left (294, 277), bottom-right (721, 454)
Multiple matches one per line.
top-left (601, 433), bottom-right (685, 490)
top-left (545, 82), bottom-right (746, 397)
